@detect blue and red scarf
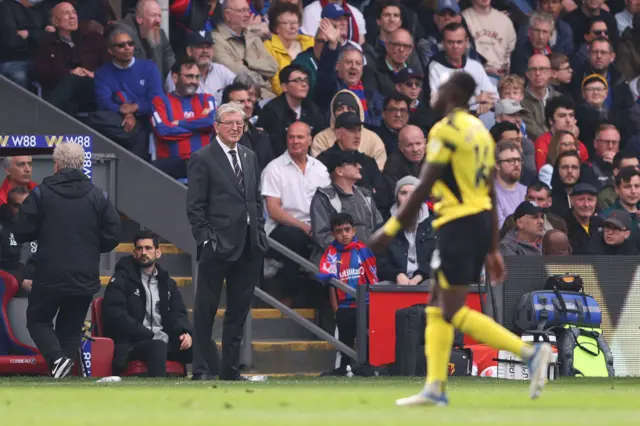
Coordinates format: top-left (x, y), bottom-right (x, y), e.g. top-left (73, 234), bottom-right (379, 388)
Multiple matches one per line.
top-left (340, 81), bottom-right (369, 123)
top-left (317, 238), bottom-right (378, 308)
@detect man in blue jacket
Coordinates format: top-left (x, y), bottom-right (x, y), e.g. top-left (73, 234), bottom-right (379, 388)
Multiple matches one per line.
top-left (92, 26), bottom-right (164, 159)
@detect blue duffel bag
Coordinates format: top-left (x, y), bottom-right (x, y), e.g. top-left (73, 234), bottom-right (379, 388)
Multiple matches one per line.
top-left (514, 290), bottom-right (602, 332)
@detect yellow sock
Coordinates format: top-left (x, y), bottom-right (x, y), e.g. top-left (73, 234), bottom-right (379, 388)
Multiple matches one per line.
top-left (425, 306), bottom-right (454, 387)
top-left (451, 306), bottom-right (532, 358)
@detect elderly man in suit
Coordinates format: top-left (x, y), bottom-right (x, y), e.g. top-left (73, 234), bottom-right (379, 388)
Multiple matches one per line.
top-left (186, 102), bottom-right (268, 381)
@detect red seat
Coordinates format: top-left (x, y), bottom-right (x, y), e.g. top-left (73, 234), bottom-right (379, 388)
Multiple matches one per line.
top-left (91, 297), bottom-right (186, 377)
top-left (0, 270), bottom-right (49, 375)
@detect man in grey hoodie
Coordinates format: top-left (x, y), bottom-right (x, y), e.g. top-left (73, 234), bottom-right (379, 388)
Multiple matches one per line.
top-left (500, 201), bottom-right (544, 256)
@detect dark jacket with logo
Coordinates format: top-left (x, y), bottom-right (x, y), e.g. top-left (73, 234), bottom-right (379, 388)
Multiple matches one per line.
top-left (13, 168), bottom-right (121, 295)
top-left (102, 255), bottom-right (191, 345)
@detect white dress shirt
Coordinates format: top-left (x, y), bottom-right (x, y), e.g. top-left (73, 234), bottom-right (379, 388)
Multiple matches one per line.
top-left (261, 151), bottom-right (330, 235)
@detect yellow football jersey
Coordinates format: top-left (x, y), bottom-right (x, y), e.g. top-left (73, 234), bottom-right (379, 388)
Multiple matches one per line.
top-left (425, 109), bottom-right (496, 228)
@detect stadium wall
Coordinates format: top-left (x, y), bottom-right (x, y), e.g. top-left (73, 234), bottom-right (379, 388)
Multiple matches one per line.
top-left (501, 256), bottom-right (640, 377)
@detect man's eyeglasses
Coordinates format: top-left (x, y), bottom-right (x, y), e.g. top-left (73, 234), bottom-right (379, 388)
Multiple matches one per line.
top-left (389, 42), bottom-right (413, 50)
top-left (228, 7), bottom-right (250, 13)
top-left (498, 158), bottom-right (523, 165)
top-left (287, 77), bottom-right (309, 85)
top-left (113, 41), bottom-right (135, 49)
top-left (218, 120), bottom-right (244, 128)
top-left (584, 86), bottom-right (606, 93)
top-left (385, 107), bottom-right (409, 115)
top-left (528, 66), bottom-right (551, 73)
top-left (592, 29), bottom-right (608, 36)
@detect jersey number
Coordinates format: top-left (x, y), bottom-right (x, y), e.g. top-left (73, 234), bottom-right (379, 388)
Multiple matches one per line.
top-left (474, 145), bottom-right (490, 187)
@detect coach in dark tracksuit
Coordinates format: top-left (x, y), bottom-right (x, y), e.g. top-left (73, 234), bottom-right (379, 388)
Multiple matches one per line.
top-left (14, 143), bottom-right (121, 378)
top-left (102, 245), bottom-right (193, 377)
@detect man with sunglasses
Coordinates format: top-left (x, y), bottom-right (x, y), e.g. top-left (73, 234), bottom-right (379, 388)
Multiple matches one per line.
top-left (94, 27), bottom-right (164, 159)
top-left (570, 17), bottom-right (609, 71)
top-left (563, 0), bottom-right (619, 48)
top-left (151, 57), bottom-right (216, 179)
top-left (394, 67), bottom-right (438, 134)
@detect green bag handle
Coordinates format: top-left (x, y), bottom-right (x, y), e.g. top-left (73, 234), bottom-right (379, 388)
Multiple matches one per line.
top-left (571, 327), bottom-right (601, 357)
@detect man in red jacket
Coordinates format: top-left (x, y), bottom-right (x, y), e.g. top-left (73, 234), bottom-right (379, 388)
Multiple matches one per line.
top-left (33, 2), bottom-right (108, 114)
top-left (0, 157), bottom-right (37, 206)
top-left (534, 95), bottom-right (589, 170)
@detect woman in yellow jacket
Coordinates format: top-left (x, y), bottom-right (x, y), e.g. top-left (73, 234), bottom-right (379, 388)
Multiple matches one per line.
top-left (264, 2), bottom-right (314, 96)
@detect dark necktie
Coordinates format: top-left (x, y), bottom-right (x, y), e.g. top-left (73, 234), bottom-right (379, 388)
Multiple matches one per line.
top-left (229, 149), bottom-right (244, 193)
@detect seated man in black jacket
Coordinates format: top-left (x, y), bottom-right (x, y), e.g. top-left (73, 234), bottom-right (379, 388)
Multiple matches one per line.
top-left (103, 231), bottom-right (192, 377)
top-left (0, 186), bottom-right (32, 295)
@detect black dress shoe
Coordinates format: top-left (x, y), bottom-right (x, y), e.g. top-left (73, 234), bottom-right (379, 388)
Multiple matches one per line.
top-left (192, 373), bottom-right (216, 381)
top-left (220, 374), bottom-right (267, 382)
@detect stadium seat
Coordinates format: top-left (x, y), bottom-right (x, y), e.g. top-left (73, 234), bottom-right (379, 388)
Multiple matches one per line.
top-left (91, 297), bottom-right (187, 377)
top-left (0, 270), bottom-right (49, 375)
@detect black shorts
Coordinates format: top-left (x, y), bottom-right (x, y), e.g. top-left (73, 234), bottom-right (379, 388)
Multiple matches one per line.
top-left (431, 211), bottom-right (492, 288)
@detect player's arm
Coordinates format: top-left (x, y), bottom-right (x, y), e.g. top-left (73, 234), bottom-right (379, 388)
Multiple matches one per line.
top-left (488, 173), bottom-right (500, 253)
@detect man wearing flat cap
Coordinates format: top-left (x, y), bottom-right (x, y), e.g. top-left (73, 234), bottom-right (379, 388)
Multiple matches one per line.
top-left (564, 182), bottom-right (604, 254)
top-left (317, 112), bottom-right (391, 213)
top-left (500, 201), bottom-right (544, 256)
top-left (310, 149), bottom-right (383, 258)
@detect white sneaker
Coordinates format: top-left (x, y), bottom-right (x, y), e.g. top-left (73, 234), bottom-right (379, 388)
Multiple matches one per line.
top-left (527, 343), bottom-right (552, 399)
top-left (396, 383), bottom-right (449, 407)
top-left (51, 357), bottom-right (74, 379)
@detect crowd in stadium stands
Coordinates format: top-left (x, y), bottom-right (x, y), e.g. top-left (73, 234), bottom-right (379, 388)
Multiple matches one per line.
top-left (2, 0), bottom-right (640, 374)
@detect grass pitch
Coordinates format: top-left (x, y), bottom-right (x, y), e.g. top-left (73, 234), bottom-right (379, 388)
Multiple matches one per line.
top-left (1, 377), bottom-right (638, 425)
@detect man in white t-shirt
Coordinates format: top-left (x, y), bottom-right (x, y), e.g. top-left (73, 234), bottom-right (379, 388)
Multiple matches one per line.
top-left (302, 0), bottom-right (366, 45)
top-left (462, 0), bottom-right (517, 80)
top-left (261, 121), bottom-right (331, 306)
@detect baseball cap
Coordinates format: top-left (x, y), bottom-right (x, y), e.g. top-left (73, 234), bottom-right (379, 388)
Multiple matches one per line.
top-left (571, 183), bottom-right (598, 196)
top-left (321, 4), bottom-right (351, 19)
top-left (495, 99), bottom-right (524, 116)
top-left (514, 201), bottom-right (542, 220)
top-left (604, 210), bottom-right (632, 230)
top-left (581, 73), bottom-right (608, 91)
top-left (393, 67), bottom-right (424, 84)
top-left (324, 150), bottom-right (361, 173)
top-left (187, 31), bottom-right (214, 46)
top-left (334, 111), bottom-right (363, 129)
top-left (436, 0), bottom-right (461, 14)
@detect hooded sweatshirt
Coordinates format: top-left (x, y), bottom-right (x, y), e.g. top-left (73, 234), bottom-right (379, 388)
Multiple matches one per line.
top-left (427, 51), bottom-right (497, 111)
top-left (499, 229), bottom-right (541, 256)
top-left (317, 237), bottom-right (378, 308)
top-left (311, 89), bottom-right (387, 170)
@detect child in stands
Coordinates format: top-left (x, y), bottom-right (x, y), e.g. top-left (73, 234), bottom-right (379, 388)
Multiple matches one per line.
top-left (317, 212), bottom-right (378, 375)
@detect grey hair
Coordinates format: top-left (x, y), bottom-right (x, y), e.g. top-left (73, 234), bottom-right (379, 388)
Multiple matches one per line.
top-left (234, 72), bottom-right (261, 89)
top-left (108, 26), bottom-right (135, 46)
top-left (53, 143), bottom-right (85, 170)
top-left (135, 0), bottom-right (158, 17)
top-left (529, 11), bottom-right (555, 31)
top-left (215, 102), bottom-right (246, 122)
top-left (3, 157), bottom-right (12, 169)
top-left (338, 45), bottom-right (364, 63)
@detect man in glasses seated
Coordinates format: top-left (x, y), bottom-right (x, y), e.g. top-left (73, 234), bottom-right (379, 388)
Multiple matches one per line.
top-left (93, 27), bottom-right (164, 160)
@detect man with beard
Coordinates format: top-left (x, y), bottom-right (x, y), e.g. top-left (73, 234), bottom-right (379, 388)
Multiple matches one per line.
top-left (494, 141), bottom-right (527, 228)
top-left (117, 0), bottom-right (175, 77)
top-left (549, 150), bottom-right (598, 217)
top-left (500, 201), bottom-right (544, 256)
top-left (563, 182), bottom-right (603, 254)
top-left (102, 231), bottom-right (193, 377)
top-left (166, 32), bottom-right (236, 107)
top-left (602, 166), bottom-right (640, 250)
top-left (151, 58), bottom-right (216, 179)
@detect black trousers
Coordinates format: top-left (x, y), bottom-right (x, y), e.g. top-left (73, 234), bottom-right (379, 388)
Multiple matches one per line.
top-left (268, 225), bottom-right (313, 299)
top-left (126, 339), bottom-right (192, 377)
top-left (45, 74), bottom-right (96, 116)
top-left (192, 232), bottom-right (262, 379)
top-left (335, 307), bottom-right (357, 369)
top-left (26, 286), bottom-right (93, 369)
top-left (85, 111), bottom-right (150, 160)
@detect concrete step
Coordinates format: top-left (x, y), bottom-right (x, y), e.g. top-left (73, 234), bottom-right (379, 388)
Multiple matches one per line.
top-left (210, 308), bottom-right (318, 340)
top-left (213, 340), bottom-right (336, 374)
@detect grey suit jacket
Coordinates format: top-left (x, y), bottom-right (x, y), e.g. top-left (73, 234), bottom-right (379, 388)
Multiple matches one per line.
top-left (186, 139), bottom-right (267, 262)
